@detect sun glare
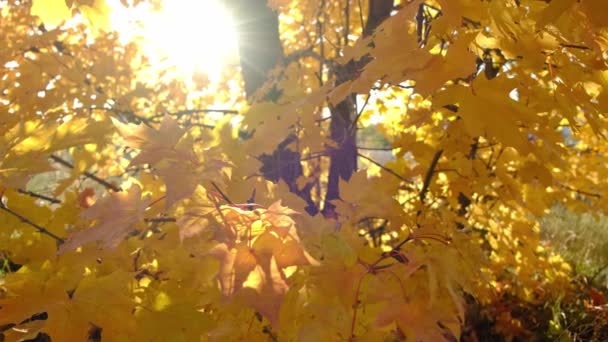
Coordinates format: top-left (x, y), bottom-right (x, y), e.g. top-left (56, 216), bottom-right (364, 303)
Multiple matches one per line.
top-left (109, 0), bottom-right (238, 80)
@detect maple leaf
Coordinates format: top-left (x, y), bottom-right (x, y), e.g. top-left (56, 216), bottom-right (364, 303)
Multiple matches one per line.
top-left (115, 116), bottom-right (228, 207)
top-left (261, 200), bottom-right (298, 238)
top-left (113, 114), bottom-right (188, 166)
top-left (238, 256), bottom-right (289, 328)
top-left (155, 159), bottom-right (206, 208)
top-left (207, 200), bottom-right (317, 329)
top-left (176, 185), bottom-right (215, 240)
top-left (58, 184), bottom-right (150, 253)
top-left (0, 267), bottom-right (134, 342)
top-left (31, 0), bottom-right (71, 26)
top-left (4, 0), bottom-right (608, 339)
top-left (375, 295), bottom-right (462, 341)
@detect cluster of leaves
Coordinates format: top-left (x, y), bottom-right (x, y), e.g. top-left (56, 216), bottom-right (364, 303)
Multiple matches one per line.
top-left (1, 0), bottom-right (608, 340)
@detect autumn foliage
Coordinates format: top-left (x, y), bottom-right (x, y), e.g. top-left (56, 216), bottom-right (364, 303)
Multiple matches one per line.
top-left (1, 0), bottom-right (608, 340)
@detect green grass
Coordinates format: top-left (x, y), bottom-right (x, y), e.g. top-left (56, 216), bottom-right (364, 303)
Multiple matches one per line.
top-left (541, 205), bottom-right (608, 288)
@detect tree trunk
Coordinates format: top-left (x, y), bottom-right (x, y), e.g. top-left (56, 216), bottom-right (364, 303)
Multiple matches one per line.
top-left (228, 0), bottom-right (395, 217)
top-left (227, 0), bottom-right (284, 99)
top-left (322, 0), bottom-right (394, 217)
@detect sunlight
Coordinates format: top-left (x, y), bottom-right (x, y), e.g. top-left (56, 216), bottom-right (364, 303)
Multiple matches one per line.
top-left (109, 0), bottom-right (238, 80)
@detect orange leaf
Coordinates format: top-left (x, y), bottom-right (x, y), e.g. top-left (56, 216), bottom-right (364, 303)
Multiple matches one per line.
top-left (58, 184), bottom-right (150, 253)
top-left (77, 187), bottom-right (96, 208)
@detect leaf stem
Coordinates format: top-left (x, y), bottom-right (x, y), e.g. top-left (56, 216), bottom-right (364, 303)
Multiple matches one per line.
top-left (349, 273), bottom-right (366, 341)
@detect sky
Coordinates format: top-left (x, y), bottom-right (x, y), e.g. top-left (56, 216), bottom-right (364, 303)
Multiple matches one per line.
top-left (108, 0), bottom-right (238, 80)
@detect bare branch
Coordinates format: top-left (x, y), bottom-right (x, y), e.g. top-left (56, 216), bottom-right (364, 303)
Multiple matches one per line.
top-left (357, 146), bottom-right (395, 151)
top-left (357, 152), bottom-right (413, 185)
top-left (558, 183), bottom-right (601, 199)
top-left (211, 182), bottom-right (233, 204)
top-left (144, 217), bottom-right (177, 223)
top-left (0, 202), bottom-right (64, 243)
top-left (18, 189), bottom-right (61, 204)
top-left (352, 93), bottom-right (372, 128)
top-left (148, 109), bottom-right (238, 121)
top-left (50, 155), bottom-right (122, 192)
top-left (419, 149), bottom-right (444, 203)
top-left (560, 43), bottom-right (591, 50)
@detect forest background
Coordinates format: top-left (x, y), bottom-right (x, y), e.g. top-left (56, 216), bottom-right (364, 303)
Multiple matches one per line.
top-left (1, 0), bottom-right (608, 340)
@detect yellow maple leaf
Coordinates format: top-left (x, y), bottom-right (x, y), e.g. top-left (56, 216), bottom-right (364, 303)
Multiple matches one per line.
top-left (114, 114), bottom-right (187, 166)
top-left (31, 0), bottom-right (72, 27)
top-left (78, 0), bottom-right (112, 32)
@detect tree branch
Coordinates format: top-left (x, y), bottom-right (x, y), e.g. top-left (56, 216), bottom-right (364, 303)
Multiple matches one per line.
top-left (211, 182), bottom-right (234, 204)
top-left (227, 0), bottom-right (284, 98)
top-left (419, 149), bottom-right (443, 203)
top-left (357, 152), bottom-right (414, 185)
top-left (363, 0), bottom-right (395, 36)
top-left (148, 109), bottom-right (238, 121)
top-left (558, 183), bottom-right (601, 199)
top-left (0, 202), bottom-right (64, 243)
top-left (357, 146), bottom-right (395, 151)
top-left (50, 155), bottom-right (122, 192)
top-left (144, 217), bottom-right (177, 223)
top-left (17, 189), bottom-right (61, 204)
top-left (322, 0), bottom-right (395, 217)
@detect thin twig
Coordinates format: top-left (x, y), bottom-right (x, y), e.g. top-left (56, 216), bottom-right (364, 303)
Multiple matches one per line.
top-left (209, 194), bottom-right (236, 239)
top-left (50, 155), bottom-right (122, 192)
top-left (17, 189), bottom-right (61, 204)
top-left (560, 43), bottom-right (591, 50)
top-left (591, 264), bottom-right (608, 282)
top-left (349, 272), bottom-right (366, 341)
top-left (147, 196), bottom-right (166, 209)
top-left (148, 109), bottom-right (238, 121)
top-left (468, 137), bottom-right (479, 160)
top-left (352, 93), bottom-right (372, 128)
top-left (357, 146), bottom-right (395, 151)
top-left (285, 47), bottom-right (328, 66)
top-left (211, 182), bottom-right (233, 204)
top-left (357, 0), bottom-right (365, 31)
top-left (462, 16), bottom-right (481, 28)
top-left (319, 0), bottom-right (327, 85)
top-left (558, 183), bottom-right (601, 199)
top-left (186, 123), bottom-right (216, 129)
top-left (357, 152), bottom-right (413, 185)
top-left (419, 149), bottom-right (444, 203)
top-left (344, 0), bottom-right (350, 46)
top-left (0, 203), bottom-right (64, 242)
top-left (144, 217), bottom-right (177, 223)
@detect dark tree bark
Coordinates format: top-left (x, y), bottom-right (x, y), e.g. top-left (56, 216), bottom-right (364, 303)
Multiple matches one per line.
top-left (322, 0), bottom-right (394, 217)
top-left (363, 0), bottom-right (394, 36)
top-left (227, 0), bottom-right (395, 217)
top-left (226, 0), bottom-right (284, 98)
top-left (228, 0), bottom-right (321, 215)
